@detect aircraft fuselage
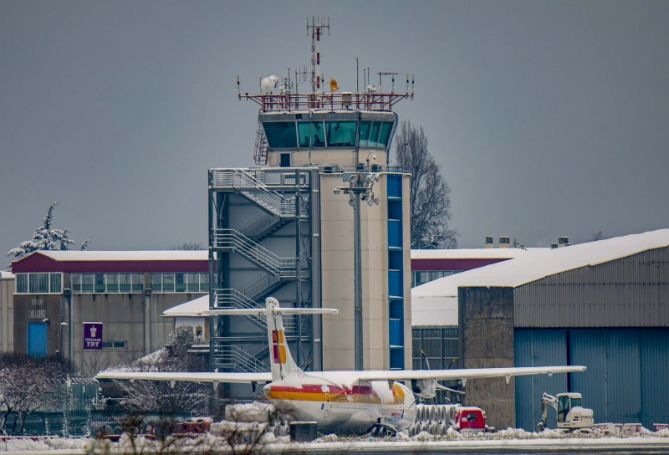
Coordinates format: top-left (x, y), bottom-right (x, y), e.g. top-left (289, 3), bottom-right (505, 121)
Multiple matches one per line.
top-left (264, 378), bottom-right (416, 433)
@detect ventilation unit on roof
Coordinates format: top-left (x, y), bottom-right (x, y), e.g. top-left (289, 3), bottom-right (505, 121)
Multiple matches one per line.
top-left (484, 236), bottom-right (494, 248)
top-left (498, 237), bottom-right (511, 248)
top-left (558, 236), bottom-right (570, 247)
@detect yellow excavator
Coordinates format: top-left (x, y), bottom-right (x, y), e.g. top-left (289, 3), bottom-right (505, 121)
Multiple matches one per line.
top-left (537, 392), bottom-right (594, 432)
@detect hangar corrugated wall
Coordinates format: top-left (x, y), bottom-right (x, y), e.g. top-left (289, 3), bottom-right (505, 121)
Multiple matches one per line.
top-left (515, 328), bottom-right (669, 430)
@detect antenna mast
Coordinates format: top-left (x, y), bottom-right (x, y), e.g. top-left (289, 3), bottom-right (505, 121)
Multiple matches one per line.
top-left (307, 16), bottom-right (330, 94)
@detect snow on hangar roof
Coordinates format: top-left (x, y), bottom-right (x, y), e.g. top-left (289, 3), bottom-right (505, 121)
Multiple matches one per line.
top-left (34, 250), bottom-right (208, 261)
top-left (163, 295), bottom-right (208, 317)
top-left (411, 229), bottom-right (669, 327)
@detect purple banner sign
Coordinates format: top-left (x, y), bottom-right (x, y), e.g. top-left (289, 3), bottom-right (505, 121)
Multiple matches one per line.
top-left (83, 322), bottom-right (103, 350)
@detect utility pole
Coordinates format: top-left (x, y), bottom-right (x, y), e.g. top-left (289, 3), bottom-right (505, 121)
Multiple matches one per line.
top-left (334, 171), bottom-right (379, 370)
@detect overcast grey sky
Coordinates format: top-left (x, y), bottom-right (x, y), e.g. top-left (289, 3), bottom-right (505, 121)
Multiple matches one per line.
top-left (1, 0), bottom-right (668, 258)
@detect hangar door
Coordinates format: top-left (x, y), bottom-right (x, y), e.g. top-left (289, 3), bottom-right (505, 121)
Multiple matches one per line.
top-left (515, 328), bottom-right (669, 430)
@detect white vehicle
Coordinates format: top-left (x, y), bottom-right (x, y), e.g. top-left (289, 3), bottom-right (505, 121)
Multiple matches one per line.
top-left (97, 297), bottom-right (586, 433)
top-left (537, 392), bottom-right (594, 432)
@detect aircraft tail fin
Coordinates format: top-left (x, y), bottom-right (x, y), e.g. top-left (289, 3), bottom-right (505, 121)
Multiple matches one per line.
top-left (204, 298), bottom-right (337, 382)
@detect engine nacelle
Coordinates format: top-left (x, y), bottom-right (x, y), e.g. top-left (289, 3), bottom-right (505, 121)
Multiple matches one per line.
top-left (411, 379), bottom-right (438, 400)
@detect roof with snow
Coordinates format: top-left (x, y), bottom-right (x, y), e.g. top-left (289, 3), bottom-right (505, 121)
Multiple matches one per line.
top-left (163, 295), bottom-right (208, 318)
top-left (0, 271), bottom-right (14, 279)
top-left (12, 250), bottom-right (208, 273)
top-left (411, 229), bottom-right (669, 327)
top-left (411, 248), bottom-right (537, 260)
top-left (31, 250), bottom-right (207, 261)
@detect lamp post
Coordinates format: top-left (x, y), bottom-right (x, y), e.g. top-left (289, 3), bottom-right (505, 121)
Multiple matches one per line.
top-left (334, 171), bottom-right (379, 370)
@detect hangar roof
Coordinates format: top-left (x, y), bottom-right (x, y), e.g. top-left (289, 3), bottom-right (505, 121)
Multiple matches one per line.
top-left (29, 250), bottom-right (207, 261)
top-left (412, 229), bottom-right (669, 327)
top-left (163, 295), bottom-right (208, 317)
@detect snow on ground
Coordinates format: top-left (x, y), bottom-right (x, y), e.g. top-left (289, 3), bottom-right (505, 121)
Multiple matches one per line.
top-left (1, 427), bottom-right (669, 453)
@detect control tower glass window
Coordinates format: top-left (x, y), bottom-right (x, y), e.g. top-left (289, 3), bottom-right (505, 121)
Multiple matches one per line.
top-left (326, 121), bottom-right (357, 147)
top-left (298, 121), bottom-right (326, 148)
top-left (360, 121), bottom-right (393, 148)
top-left (263, 122), bottom-right (297, 148)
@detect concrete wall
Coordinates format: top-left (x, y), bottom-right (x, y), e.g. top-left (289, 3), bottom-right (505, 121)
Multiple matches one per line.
top-left (0, 275), bottom-right (14, 352)
top-left (320, 172), bottom-right (412, 370)
top-left (459, 287), bottom-right (516, 430)
top-left (13, 286), bottom-right (204, 374)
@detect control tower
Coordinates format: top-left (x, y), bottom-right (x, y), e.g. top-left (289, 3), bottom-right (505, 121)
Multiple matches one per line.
top-left (208, 19), bottom-right (413, 381)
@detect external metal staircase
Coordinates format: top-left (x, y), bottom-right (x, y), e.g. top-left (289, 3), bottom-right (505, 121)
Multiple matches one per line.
top-left (212, 228), bottom-right (304, 278)
top-left (241, 212), bottom-right (292, 243)
top-left (210, 169), bottom-right (297, 218)
top-left (210, 343), bottom-right (270, 373)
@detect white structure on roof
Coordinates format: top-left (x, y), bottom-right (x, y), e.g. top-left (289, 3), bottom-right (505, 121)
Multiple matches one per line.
top-left (411, 229), bottom-right (669, 327)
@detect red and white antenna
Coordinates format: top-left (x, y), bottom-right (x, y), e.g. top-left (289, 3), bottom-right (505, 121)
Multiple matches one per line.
top-left (307, 16), bottom-right (330, 94)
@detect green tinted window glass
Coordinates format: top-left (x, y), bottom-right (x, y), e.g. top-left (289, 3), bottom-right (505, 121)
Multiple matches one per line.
top-left (50, 273), bottom-right (62, 293)
top-left (163, 273), bottom-right (175, 293)
top-left (359, 121), bottom-right (371, 147)
top-left (298, 122), bottom-right (326, 148)
top-left (263, 122), bottom-right (297, 148)
top-left (199, 273), bottom-right (209, 292)
top-left (95, 273), bottom-right (105, 293)
top-left (105, 274), bottom-right (118, 293)
top-left (326, 121), bottom-right (357, 147)
top-left (118, 274), bottom-right (131, 293)
top-left (378, 122), bottom-right (393, 147)
top-left (16, 274), bottom-right (28, 293)
top-left (82, 274), bottom-right (95, 293)
top-left (131, 274), bottom-right (144, 292)
top-left (369, 122), bottom-right (381, 147)
top-left (151, 274), bottom-right (162, 292)
top-left (175, 273), bottom-right (186, 292)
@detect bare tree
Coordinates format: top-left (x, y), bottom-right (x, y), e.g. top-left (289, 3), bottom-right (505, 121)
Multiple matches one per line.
top-left (0, 354), bottom-right (69, 434)
top-left (172, 242), bottom-right (203, 251)
top-left (393, 121), bottom-right (457, 248)
top-left (115, 328), bottom-right (208, 414)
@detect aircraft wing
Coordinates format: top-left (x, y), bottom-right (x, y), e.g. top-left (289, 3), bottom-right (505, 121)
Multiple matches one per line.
top-left (96, 370), bottom-right (272, 384)
top-left (346, 365), bottom-right (586, 383)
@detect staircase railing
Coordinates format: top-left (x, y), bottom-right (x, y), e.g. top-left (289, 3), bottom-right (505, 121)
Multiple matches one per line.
top-left (211, 228), bottom-right (299, 278)
top-left (210, 343), bottom-right (269, 373)
top-left (210, 169), bottom-right (296, 217)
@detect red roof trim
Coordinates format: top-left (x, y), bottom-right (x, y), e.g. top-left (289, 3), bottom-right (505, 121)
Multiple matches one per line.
top-left (12, 253), bottom-right (207, 273)
top-left (411, 258), bottom-right (509, 271)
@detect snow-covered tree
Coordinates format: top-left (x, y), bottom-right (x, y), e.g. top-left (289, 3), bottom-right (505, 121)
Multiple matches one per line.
top-left (394, 121), bottom-right (457, 249)
top-left (7, 202), bottom-right (78, 260)
top-left (80, 239), bottom-right (92, 251)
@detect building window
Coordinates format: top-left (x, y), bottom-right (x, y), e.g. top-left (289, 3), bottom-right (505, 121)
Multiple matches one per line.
top-left (102, 340), bottom-right (127, 349)
top-left (70, 273), bottom-right (144, 294)
top-left (297, 121), bottom-right (326, 148)
top-left (150, 273), bottom-right (208, 293)
top-left (15, 273), bottom-right (63, 294)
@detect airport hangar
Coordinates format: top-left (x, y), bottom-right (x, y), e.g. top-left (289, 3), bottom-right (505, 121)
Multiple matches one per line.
top-left (412, 229), bottom-right (669, 431)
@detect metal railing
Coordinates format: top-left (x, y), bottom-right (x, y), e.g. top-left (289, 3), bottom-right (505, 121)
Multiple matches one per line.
top-left (239, 91), bottom-right (414, 112)
top-left (211, 288), bottom-right (298, 334)
top-left (211, 228), bottom-right (299, 278)
top-left (210, 169), bottom-right (296, 217)
top-left (240, 212), bottom-right (290, 242)
top-left (210, 342), bottom-right (269, 373)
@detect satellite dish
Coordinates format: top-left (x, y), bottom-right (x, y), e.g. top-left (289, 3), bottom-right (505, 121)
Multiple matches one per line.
top-left (261, 75), bottom-right (279, 94)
